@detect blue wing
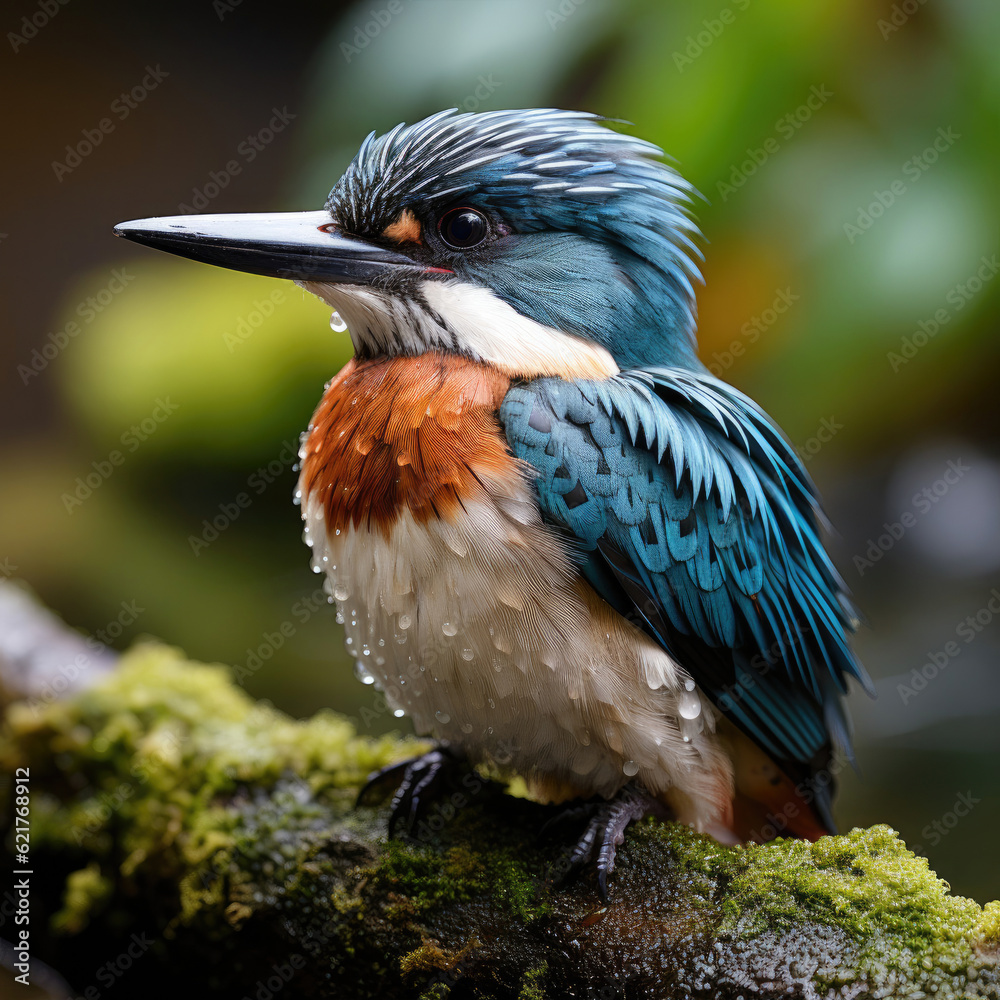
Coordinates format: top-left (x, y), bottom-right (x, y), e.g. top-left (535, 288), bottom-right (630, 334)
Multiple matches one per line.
top-left (500, 367), bottom-right (873, 827)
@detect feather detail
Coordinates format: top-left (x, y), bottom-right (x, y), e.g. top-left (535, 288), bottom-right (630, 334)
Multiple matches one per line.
top-left (500, 366), bottom-right (873, 820)
top-left (301, 352), bottom-right (514, 534)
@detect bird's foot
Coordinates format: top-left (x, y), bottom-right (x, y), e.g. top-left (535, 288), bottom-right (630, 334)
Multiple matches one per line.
top-left (357, 744), bottom-right (470, 839)
top-left (549, 783), bottom-right (669, 901)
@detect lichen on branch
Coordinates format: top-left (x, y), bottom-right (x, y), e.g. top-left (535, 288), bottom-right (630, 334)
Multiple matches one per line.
top-left (2, 643), bottom-right (997, 999)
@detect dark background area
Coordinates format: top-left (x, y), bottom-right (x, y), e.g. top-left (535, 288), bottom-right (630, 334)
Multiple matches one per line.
top-left (2, 0), bottom-right (998, 915)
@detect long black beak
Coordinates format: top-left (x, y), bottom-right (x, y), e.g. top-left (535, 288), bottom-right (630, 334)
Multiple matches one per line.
top-left (113, 210), bottom-right (428, 283)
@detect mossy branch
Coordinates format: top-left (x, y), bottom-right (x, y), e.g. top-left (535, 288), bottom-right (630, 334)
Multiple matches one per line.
top-left (0, 584), bottom-right (997, 999)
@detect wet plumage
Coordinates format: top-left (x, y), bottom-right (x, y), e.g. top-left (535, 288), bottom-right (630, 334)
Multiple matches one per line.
top-left (115, 107), bottom-right (873, 893)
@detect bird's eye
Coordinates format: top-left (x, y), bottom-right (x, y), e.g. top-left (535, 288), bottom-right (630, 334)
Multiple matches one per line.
top-left (438, 207), bottom-right (488, 249)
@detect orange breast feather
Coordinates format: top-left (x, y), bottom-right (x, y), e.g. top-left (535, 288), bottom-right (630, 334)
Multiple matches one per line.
top-left (302, 353), bottom-right (516, 533)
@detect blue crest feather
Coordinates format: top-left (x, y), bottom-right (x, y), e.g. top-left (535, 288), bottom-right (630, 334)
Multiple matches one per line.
top-left (327, 109), bottom-right (705, 367)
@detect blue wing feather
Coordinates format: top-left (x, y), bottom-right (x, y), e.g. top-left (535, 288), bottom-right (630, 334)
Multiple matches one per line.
top-left (500, 367), bottom-right (873, 786)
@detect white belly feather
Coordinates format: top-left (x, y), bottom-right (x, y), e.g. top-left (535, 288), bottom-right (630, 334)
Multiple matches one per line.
top-left (302, 477), bottom-right (733, 830)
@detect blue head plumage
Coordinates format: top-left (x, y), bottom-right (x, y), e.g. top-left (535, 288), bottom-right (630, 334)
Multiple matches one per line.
top-left (325, 108), bottom-right (704, 370)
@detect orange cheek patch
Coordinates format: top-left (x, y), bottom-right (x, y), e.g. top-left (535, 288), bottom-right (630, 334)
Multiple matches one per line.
top-left (302, 353), bottom-right (516, 533)
top-left (382, 208), bottom-right (422, 244)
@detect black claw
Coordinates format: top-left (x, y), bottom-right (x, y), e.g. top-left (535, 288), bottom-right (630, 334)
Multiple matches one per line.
top-left (557, 783), bottom-right (669, 900)
top-left (405, 763), bottom-right (443, 828)
top-left (568, 818), bottom-right (600, 869)
top-left (386, 780), bottom-right (409, 839)
top-left (356, 757), bottom-right (414, 806)
top-left (357, 746), bottom-right (466, 839)
top-left (596, 866), bottom-right (609, 903)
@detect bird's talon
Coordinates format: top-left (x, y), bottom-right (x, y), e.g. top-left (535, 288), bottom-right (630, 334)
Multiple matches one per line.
top-left (358, 746), bottom-right (467, 838)
top-left (356, 757), bottom-right (414, 806)
top-left (556, 783), bottom-right (668, 900)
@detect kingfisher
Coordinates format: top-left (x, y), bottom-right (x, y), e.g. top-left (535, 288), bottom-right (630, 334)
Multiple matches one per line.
top-left (115, 108), bottom-right (872, 897)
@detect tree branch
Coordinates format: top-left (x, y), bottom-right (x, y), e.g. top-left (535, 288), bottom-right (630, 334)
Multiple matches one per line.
top-left (1, 581), bottom-right (997, 999)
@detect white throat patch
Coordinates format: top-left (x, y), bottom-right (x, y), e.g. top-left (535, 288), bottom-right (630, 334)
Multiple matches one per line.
top-left (299, 278), bottom-right (619, 381)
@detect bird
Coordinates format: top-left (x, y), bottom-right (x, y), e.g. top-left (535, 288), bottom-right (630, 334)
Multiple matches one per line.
top-left (114, 107), bottom-right (873, 898)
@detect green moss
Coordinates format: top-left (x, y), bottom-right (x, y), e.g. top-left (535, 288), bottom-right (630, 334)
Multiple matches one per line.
top-left (4, 640), bottom-right (997, 999)
top-left (53, 862), bottom-right (112, 933)
top-left (399, 937), bottom-right (478, 976)
top-left (979, 900), bottom-right (1000, 948)
top-left (416, 985), bottom-right (451, 1000)
top-left (624, 816), bottom-right (988, 952)
top-left (624, 819), bottom-right (996, 992)
top-left (517, 961), bottom-right (548, 1000)
top-left (372, 838), bottom-right (544, 924)
top-left (722, 826), bottom-right (987, 966)
top-left (1, 642), bottom-right (422, 933)
top-left (490, 855), bottom-right (546, 922)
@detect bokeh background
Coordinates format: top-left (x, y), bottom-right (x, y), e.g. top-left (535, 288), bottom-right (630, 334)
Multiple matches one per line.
top-left (2, 0), bottom-right (998, 904)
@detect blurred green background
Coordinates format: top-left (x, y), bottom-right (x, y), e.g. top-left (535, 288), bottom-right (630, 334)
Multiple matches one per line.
top-left (2, 0), bottom-right (998, 901)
